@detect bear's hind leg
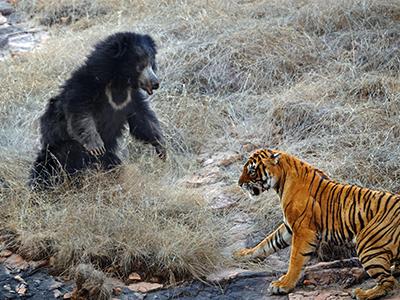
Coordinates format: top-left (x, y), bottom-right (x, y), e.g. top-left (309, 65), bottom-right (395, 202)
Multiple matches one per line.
top-left (98, 152), bottom-right (122, 171)
top-left (29, 148), bottom-right (65, 189)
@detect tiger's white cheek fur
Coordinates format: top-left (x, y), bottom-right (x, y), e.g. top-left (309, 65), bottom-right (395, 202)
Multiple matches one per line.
top-left (270, 176), bottom-right (278, 189)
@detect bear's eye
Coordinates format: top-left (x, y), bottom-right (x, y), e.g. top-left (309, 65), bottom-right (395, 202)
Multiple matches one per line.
top-left (136, 63), bottom-right (147, 72)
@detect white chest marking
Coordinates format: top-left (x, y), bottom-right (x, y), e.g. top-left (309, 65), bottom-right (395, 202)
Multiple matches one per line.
top-left (105, 84), bottom-right (132, 110)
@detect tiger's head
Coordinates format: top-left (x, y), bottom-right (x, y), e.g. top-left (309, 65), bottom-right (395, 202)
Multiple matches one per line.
top-left (238, 149), bottom-right (282, 196)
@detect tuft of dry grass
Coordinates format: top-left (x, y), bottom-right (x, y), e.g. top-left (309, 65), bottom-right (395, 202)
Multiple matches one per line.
top-left (1, 0), bottom-right (400, 279)
top-left (0, 165), bottom-right (228, 281)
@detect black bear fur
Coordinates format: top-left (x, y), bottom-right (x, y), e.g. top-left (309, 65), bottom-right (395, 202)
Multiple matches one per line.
top-left (30, 32), bottom-right (165, 189)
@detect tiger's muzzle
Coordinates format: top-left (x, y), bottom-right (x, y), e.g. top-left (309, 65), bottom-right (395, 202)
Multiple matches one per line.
top-left (239, 180), bottom-right (270, 196)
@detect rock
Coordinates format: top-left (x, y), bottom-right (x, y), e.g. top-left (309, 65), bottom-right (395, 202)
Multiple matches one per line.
top-left (289, 290), bottom-right (352, 300)
top-left (53, 289), bottom-right (63, 298)
top-left (241, 142), bottom-right (261, 153)
top-left (301, 259), bottom-right (367, 288)
top-left (0, 12), bottom-right (48, 60)
top-left (0, 250), bottom-right (12, 258)
top-left (179, 166), bottom-right (226, 188)
top-left (14, 274), bottom-right (27, 285)
top-left (305, 258), bottom-right (362, 271)
top-left (8, 32), bottom-right (39, 53)
top-left (0, 264), bottom-right (75, 299)
top-left (113, 286), bottom-right (122, 296)
top-left (49, 281), bottom-right (64, 290)
top-left (200, 151), bottom-right (241, 168)
top-left (0, 1), bottom-right (14, 16)
top-left (127, 282), bottom-right (163, 293)
top-left (4, 254), bottom-right (29, 270)
top-left (0, 14), bottom-right (6, 25)
top-left (149, 277), bottom-right (161, 283)
top-left (63, 291), bottom-right (73, 299)
top-left (15, 283), bottom-right (27, 296)
top-left (206, 268), bottom-right (249, 282)
top-left (302, 266), bottom-right (367, 288)
top-left (289, 291), bottom-right (319, 299)
top-left (219, 153), bottom-right (242, 167)
top-left (205, 184), bottom-right (243, 209)
top-left (127, 272), bottom-right (141, 283)
top-left (29, 259), bottom-right (49, 270)
top-left (146, 271), bottom-right (285, 300)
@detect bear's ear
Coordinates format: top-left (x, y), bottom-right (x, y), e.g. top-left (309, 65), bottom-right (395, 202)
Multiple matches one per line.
top-left (143, 34), bottom-right (157, 54)
top-left (112, 36), bottom-right (129, 58)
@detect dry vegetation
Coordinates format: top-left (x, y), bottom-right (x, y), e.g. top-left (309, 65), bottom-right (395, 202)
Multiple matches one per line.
top-left (0, 0), bottom-right (399, 286)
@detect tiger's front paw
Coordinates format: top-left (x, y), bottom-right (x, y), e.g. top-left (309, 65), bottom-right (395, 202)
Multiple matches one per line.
top-left (233, 248), bottom-right (254, 259)
top-left (269, 276), bottom-right (295, 295)
top-left (351, 288), bottom-right (365, 300)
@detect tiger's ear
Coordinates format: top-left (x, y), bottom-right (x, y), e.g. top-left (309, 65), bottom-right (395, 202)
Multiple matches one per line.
top-left (271, 152), bottom-right (281, 164)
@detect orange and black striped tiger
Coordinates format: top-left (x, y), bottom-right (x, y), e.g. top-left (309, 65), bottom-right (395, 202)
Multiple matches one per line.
top-left (234, 149), bottom-right (399, 300)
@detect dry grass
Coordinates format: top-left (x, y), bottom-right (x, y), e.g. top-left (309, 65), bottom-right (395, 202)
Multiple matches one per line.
top-left (1, 0), bottom-right (399, 281)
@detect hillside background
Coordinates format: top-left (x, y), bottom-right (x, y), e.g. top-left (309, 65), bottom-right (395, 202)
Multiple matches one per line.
top-left (0, 0), bottom-right (399, 297)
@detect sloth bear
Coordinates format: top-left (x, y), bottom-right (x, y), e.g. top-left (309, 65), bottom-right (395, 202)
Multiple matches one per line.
top-left (30, 32), bottom-right (165, 189)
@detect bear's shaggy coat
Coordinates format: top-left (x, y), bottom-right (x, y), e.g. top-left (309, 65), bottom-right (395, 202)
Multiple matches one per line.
top-left (30, 32), bottom-right (165, 189)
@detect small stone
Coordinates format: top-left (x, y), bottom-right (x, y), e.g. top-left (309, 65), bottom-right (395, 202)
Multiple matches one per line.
top-left (29, 259), bottom-right (48, 270)
top-left (49, 256), bottom-right (56, 267)
top-left (3, 283), bottom-right (13, 292)
top-left (53, 289), bottom-right (63, 298)
top-left (127, 282), bottom-right (163, 293)
top-left (219, 153), bottom-right (242, 167)
top-left (15, 283), bottom-right (27, 296)
top-left (241, 142), bottom-right (259, 153)
top-left (303, 279), bottom-right (317, 287)
top-left (14, 275), bottom-right (27, 285)
top-left (4, 254), bottom-right (29, 270)
top-left (127, 272), bottom-right (141, 282)
top-left (179, 166), bottom-right (225, 188)
top-left (49, 281), bottom-right (63, 290)
top-left (0, 249), bottom-right (12, 257)
top-left (207, 268), bottom-right (248, 282)
top-left (149, 276), bottom-right (161, 283)
top-left (63, 291), bottom-right (73, 299)
top-left (0, 14), bottom-right (7, 25)
top-left (112, 287), bottom-right (122, 296)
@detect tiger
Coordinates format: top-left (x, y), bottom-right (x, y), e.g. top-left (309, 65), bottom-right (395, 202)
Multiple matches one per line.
top-left (234, 149), bottom-right (400, 300)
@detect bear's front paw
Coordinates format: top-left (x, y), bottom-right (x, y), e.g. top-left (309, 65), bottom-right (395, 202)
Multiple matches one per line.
top-left (233, 248), bottom-right (254, 259)
top-left (269, 276), bottom-right (295, 295)
top-left (155, 145), bottom-right (166, 160)
top-left (84, 139), bottom-right (106, 157)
